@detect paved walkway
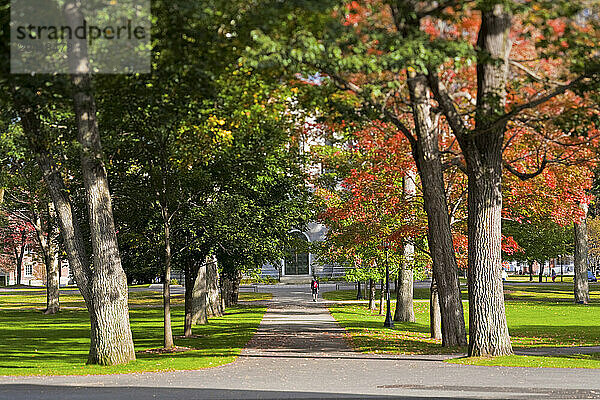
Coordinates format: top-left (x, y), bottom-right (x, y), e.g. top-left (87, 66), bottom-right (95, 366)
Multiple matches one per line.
top-left (2, 286), bottom-right (600, 399)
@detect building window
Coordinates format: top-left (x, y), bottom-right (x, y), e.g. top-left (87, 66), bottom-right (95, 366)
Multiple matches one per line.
top-left (25, 264), bottom-right (33, 276)
top-left (284, 231), bottom-right (310, 276)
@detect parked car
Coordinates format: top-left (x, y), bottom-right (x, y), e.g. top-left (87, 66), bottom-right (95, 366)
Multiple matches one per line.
top-left (588, 271), bottom-right (597, 282)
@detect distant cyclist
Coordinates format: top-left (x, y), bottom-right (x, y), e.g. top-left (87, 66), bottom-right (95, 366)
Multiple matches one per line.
top-left (311, 276), bottom-right (319, 302)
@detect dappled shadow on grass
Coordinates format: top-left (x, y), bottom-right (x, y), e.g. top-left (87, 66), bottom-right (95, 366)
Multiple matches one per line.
top-left (346, 333), bottom-right (464, 356)
top-left (329, 296), bottom-right (600, 356)
top-left (449, 353), bottom-right (600, 369)
top-left (327, 304), bottom-right (461, 355)
top-left (323, 289), bottom-right (468, 302)
top-left (506, 300), bottom-right (600, 308)
top-left (509, 325), bottom-right (600, 347)
top-left (505, 301), bottom-right (600, 347)
top-left (0, 305), bottom-right (265, 375)
top-left (326, 286), bottom-right (599, 303)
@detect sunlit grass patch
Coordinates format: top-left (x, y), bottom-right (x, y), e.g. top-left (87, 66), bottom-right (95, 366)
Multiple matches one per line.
top-left (0, 304), bottom-right (266, 376)
top-left (327, 285), bottom-right (600, 367)
top-left (448, 353), bottom-right (600, 369)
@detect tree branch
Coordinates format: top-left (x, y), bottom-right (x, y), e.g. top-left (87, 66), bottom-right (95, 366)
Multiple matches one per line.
top-left (509, 60), bottom-right (568, 86)
top-left (417, 1), bottom-right (463, 18)
top-left (503, 155), bottom-right (548, 181)
top-left (490, 74), bottom-right (591, 131)
top-left (441, 155), bottom-right (467, 174)
top-left (427, 72), bottom-right (468, 142)
top-left (318, 64), bottom-right (419, 148)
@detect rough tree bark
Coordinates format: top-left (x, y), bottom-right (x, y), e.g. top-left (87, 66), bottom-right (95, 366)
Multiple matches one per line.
top-left (394, 172), bottom-right (416, 322)
top-left (574, 203), bottom-right (590, 304)
top-left (368, 278), bottom-right (376, 310)
top-left (222, 271), bottom-right (241, 307)
top-left (184, 260), bottom-right (207, 337)
top-left (69, 76), bottom-right (136, 363)
top-left (20, 104), bottom-right (135, 364)
top-left (379, 279), bottom-right (384, 315)
top-left (408, 72), bottom-right (466, 347)
top-left (159, 201), bottom-right (174, 349)
top-left (356, 281), bottom-right (363, 300)
top-left (44, 241), bottom-right (60, 314)
top-left (382, 0), bottom-right (465, 348)
top-left (33, 203), bottom-right (60, 314)
top-left (462, 4), bottom-right (513, 357)
top-left (430, 278), bottom-right (442, 340)
top-left (395, 243), bottom-right (416, 322)
top-left (205, 255), bottom-right (223, 317)
top-left (14, 232), bottom-right (26, 285)
top-left (222, 275), bottom-right (232, 308)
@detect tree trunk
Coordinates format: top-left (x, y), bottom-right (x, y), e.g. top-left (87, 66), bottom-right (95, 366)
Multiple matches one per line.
top-left (184, 261), bottom-right (207, 337)
top-left (71, 72), bottom-right (136, 364)
top-left (206, 255), bottom-right (223, 317)
top-left (463, 4), bottom-right (513, 357)
top-left (465, 143), bottom-right (513, 356)
top-left (538, 262), bottom-right (545, 283)
top-left (356, 281), bottom-right (362, 300)
top-left (160, 203), bottom-right (174, 349)
top-left (51, 1), bottom-right (136, 364)
top-left (529, 261), bottom-right (533, 281)
top-left (379, 279), bottom-right (384, 315)
top-left (408, 73), bottom-right (466, 347)
top-left (222, 275), bottom-right (232, 307)
top-left (368, 278), bottom-right (376, 310)
top-left (574, 203), bottom-right (590, 304)
top-left (15, 234), bottom-right (25, 285)
top-left (20, 106), bottom-right (134, 364)
top-left (45, 244), bottom-right (60, 314)
top-left (231, 272), bottom-right (241, 305)
top-left (430, 278), bottom-right (442, 340)
top-left (395, 172), bottom-right (416, 322)
top-left (44, 205), bottom-right (60, 314)
top-left (222, 271), bottom-right (241, 307)
top-left (32, 203), bottom-right (61, 314)
top-left (395, 243), bottom-right (416, 322)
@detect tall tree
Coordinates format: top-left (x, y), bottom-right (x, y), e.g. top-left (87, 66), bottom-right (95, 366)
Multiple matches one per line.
top-left (1, 1), bottom-right (137, 364)
top-left (249, 0), bottom-right (600, 355)
top-left (249, 0), bottom-right (472, 347)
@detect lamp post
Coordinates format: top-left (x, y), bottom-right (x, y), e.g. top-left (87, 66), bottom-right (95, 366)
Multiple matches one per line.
top-left (383, 240), bottom-right (394, 328)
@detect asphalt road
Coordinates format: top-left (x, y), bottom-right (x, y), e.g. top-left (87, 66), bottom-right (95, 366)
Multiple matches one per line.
top-left (1, 285), bottom-right (600, 399)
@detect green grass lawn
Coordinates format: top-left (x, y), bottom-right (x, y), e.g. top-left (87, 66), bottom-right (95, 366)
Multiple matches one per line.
top-left (325, 283), bottom-right (600, 368)
top-left (323, 287), bottom-right (433, 301)
top-left (323, 282), bottom-right (600, 303)
top-left (0, 291), bottom-right (186, 309)
top-left (0, 295), bottom-right (268, 375)
top-left (447, 353), bottom-right (600, 369)
top-left (0, 289), bottom-right (271, 310)
top-left (506, 275), bottom-right (576, 283)
top-left (503, 283), bottom-right (600, 302)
